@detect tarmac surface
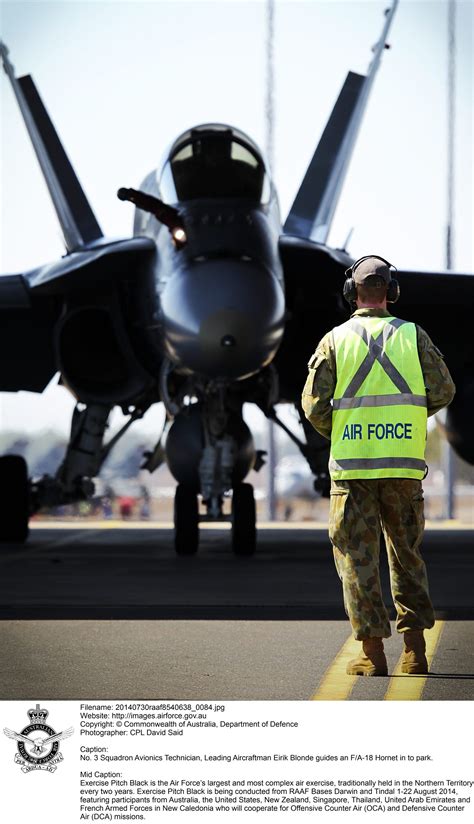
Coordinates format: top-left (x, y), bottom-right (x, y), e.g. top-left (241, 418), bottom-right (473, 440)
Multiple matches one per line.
top-left (0, 522), bottom-right (472, 701)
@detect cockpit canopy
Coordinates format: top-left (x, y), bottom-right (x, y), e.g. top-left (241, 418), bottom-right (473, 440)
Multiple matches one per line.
top-left (160, 124), bottom-right (271, 204)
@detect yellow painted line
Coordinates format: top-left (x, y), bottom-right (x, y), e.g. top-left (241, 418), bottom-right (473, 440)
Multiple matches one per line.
top-left (424, 520), bottom-right (472, 530)
top-left (311, 635), bottom-right (361, 701)
top-left (384, 621), bottom-right (445, 701)
top-left (30, 521), bottom-right (227, 530)
top-left (31, 521), bottom-right (173, 530)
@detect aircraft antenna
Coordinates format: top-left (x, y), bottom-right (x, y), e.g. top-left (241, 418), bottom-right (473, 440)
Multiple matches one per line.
top-left (446, 0), bottom-right (456, 271)
top-left (265, 0), bottom-right (277, 521)
top-left (443, 0), bottom-right (457, 519)
top-left (265, 0), bottom-right (275, 172)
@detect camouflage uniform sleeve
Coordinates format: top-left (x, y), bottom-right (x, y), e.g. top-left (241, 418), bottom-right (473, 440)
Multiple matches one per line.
top-left (301, 332), bottom-right (336, 440)
top-left (416, 326), bottom-right (456, 417)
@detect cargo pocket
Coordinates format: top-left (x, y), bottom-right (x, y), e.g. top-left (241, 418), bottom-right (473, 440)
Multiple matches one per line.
top-left (329, 488), bottom-right (350, 551)
top-left (303, 351), bottom-right (326, 396)
top-left (410, 491), bottom-right (425, 535)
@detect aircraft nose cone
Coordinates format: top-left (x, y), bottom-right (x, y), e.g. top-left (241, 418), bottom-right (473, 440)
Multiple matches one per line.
top-left (198, 307), bottom-right (260, 375)
top-left (161, 259), bottom-right (285, 379)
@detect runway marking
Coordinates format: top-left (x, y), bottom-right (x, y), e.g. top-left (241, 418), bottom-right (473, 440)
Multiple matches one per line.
top-left (30, 521), bottom-right (174, 530)
top-left (384, 621), bottom-right (445, 701)
top-left (29, 520), bottom-right (473, 531)
top-left (311, 635), bottom-right (360, 700)
top-left (29, 521), bottom-right (326, 531)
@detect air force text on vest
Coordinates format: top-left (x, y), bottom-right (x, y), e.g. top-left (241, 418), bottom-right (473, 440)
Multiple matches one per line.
top-left (341, 422), bottom-right (413, 441)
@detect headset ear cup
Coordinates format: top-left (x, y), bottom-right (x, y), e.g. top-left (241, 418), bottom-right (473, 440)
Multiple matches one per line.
top-left (343, 278), bottom-right (357, 305)
top-left (387, 278), bottom-right (400, 303)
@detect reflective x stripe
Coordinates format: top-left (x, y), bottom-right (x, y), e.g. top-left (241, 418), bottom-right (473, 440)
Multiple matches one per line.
top-left (333, 393), bottom-right (427, 410)
top-left (342, 318), bottom-right (411, 398)
top-left (330, 457), bottom-right (426, 472)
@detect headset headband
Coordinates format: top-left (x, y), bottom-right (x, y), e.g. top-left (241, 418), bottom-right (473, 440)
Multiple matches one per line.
top-left (345, 255), bottom-right (397, 277)
top-left (343, 255), bottom-right (400, 305)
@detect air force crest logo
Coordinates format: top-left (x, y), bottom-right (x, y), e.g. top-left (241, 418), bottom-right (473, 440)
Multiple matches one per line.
top-left (4, 704), bottom-right (73, 773)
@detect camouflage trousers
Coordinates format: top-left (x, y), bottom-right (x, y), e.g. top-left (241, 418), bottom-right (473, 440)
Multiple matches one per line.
top-left (329, 478), bottom-right (435, 640)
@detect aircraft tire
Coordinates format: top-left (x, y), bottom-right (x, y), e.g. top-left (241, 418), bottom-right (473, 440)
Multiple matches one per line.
top-left (174, 485), bottom-right (199, 555)
top-left (0, 455), bottom-right (29, 543)
top-left (231, 483), bottom-right (256, 556)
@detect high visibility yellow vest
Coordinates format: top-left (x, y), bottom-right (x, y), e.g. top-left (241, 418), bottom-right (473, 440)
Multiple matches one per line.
top-left (330, 315), bottom-right (427, 480)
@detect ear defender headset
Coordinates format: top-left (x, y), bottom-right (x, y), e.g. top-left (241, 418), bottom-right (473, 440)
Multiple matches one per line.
top-left (343, 255), bottom-right (400, 305)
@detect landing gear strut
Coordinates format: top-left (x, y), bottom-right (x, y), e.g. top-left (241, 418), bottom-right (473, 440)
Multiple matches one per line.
top-left (0, 455), bottom-right (29, 543)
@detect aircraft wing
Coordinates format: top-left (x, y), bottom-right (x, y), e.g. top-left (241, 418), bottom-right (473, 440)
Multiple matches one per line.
top-left (0, 235), bottom-right (156, 394)
top-left (284, 1), bottom-right (398, 243)
top-left (276, 235), bottom-right (473, 398)
top-left (383, 267), bottom-right (474, 385)
top-left (0, 274), bottom-right (57, 392)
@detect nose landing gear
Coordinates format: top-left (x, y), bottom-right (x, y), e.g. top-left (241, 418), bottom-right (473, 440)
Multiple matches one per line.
top-left (172, 482), bottom-right (257, 556)
top-left (166, 389), bottom-right (258, 556)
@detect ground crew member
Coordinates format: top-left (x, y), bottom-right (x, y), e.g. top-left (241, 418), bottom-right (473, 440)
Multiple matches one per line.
top-left (302, 255), bottom-right (456, 676)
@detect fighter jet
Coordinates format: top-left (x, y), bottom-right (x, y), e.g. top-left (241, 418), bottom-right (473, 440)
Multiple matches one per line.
top-left (0, 1), bottom-right (472, 554)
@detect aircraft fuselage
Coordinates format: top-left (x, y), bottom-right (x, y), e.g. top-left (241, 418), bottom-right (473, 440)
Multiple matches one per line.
top-left (132, 124), bottom-right (286, 384)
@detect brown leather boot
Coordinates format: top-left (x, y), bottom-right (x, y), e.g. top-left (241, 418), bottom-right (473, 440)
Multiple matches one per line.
top-left (401, 630), bottom-right (428, 674)
top-left (346, 638), bottom-right (388, 676)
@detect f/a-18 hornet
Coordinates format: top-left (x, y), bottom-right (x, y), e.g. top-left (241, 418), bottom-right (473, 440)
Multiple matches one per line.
top-left (0, 1), bottom-right (472, 553)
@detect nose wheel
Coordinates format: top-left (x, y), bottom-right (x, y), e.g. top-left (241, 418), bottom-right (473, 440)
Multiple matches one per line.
top-left (0, 455), bottom-right (30, 543)
top-left (174, 485), bottom-right (199, 555)
top-left (231, 483), bottom-right (256, 556)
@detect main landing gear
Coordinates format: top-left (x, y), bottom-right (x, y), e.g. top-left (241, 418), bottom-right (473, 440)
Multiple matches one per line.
top-left (0, 455), bottom-right (30, 543)
top-left (173, 482), bottom-right (257, 557)
top-left (0, 402), bottom-right (115, 544)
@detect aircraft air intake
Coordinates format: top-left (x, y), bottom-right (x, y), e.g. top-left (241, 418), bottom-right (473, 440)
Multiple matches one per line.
top-left (57, 306), bottom-right (151, 405)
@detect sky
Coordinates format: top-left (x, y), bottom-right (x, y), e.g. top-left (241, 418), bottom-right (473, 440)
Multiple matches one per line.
top-left (0, 0), bottom-right (472, 438)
